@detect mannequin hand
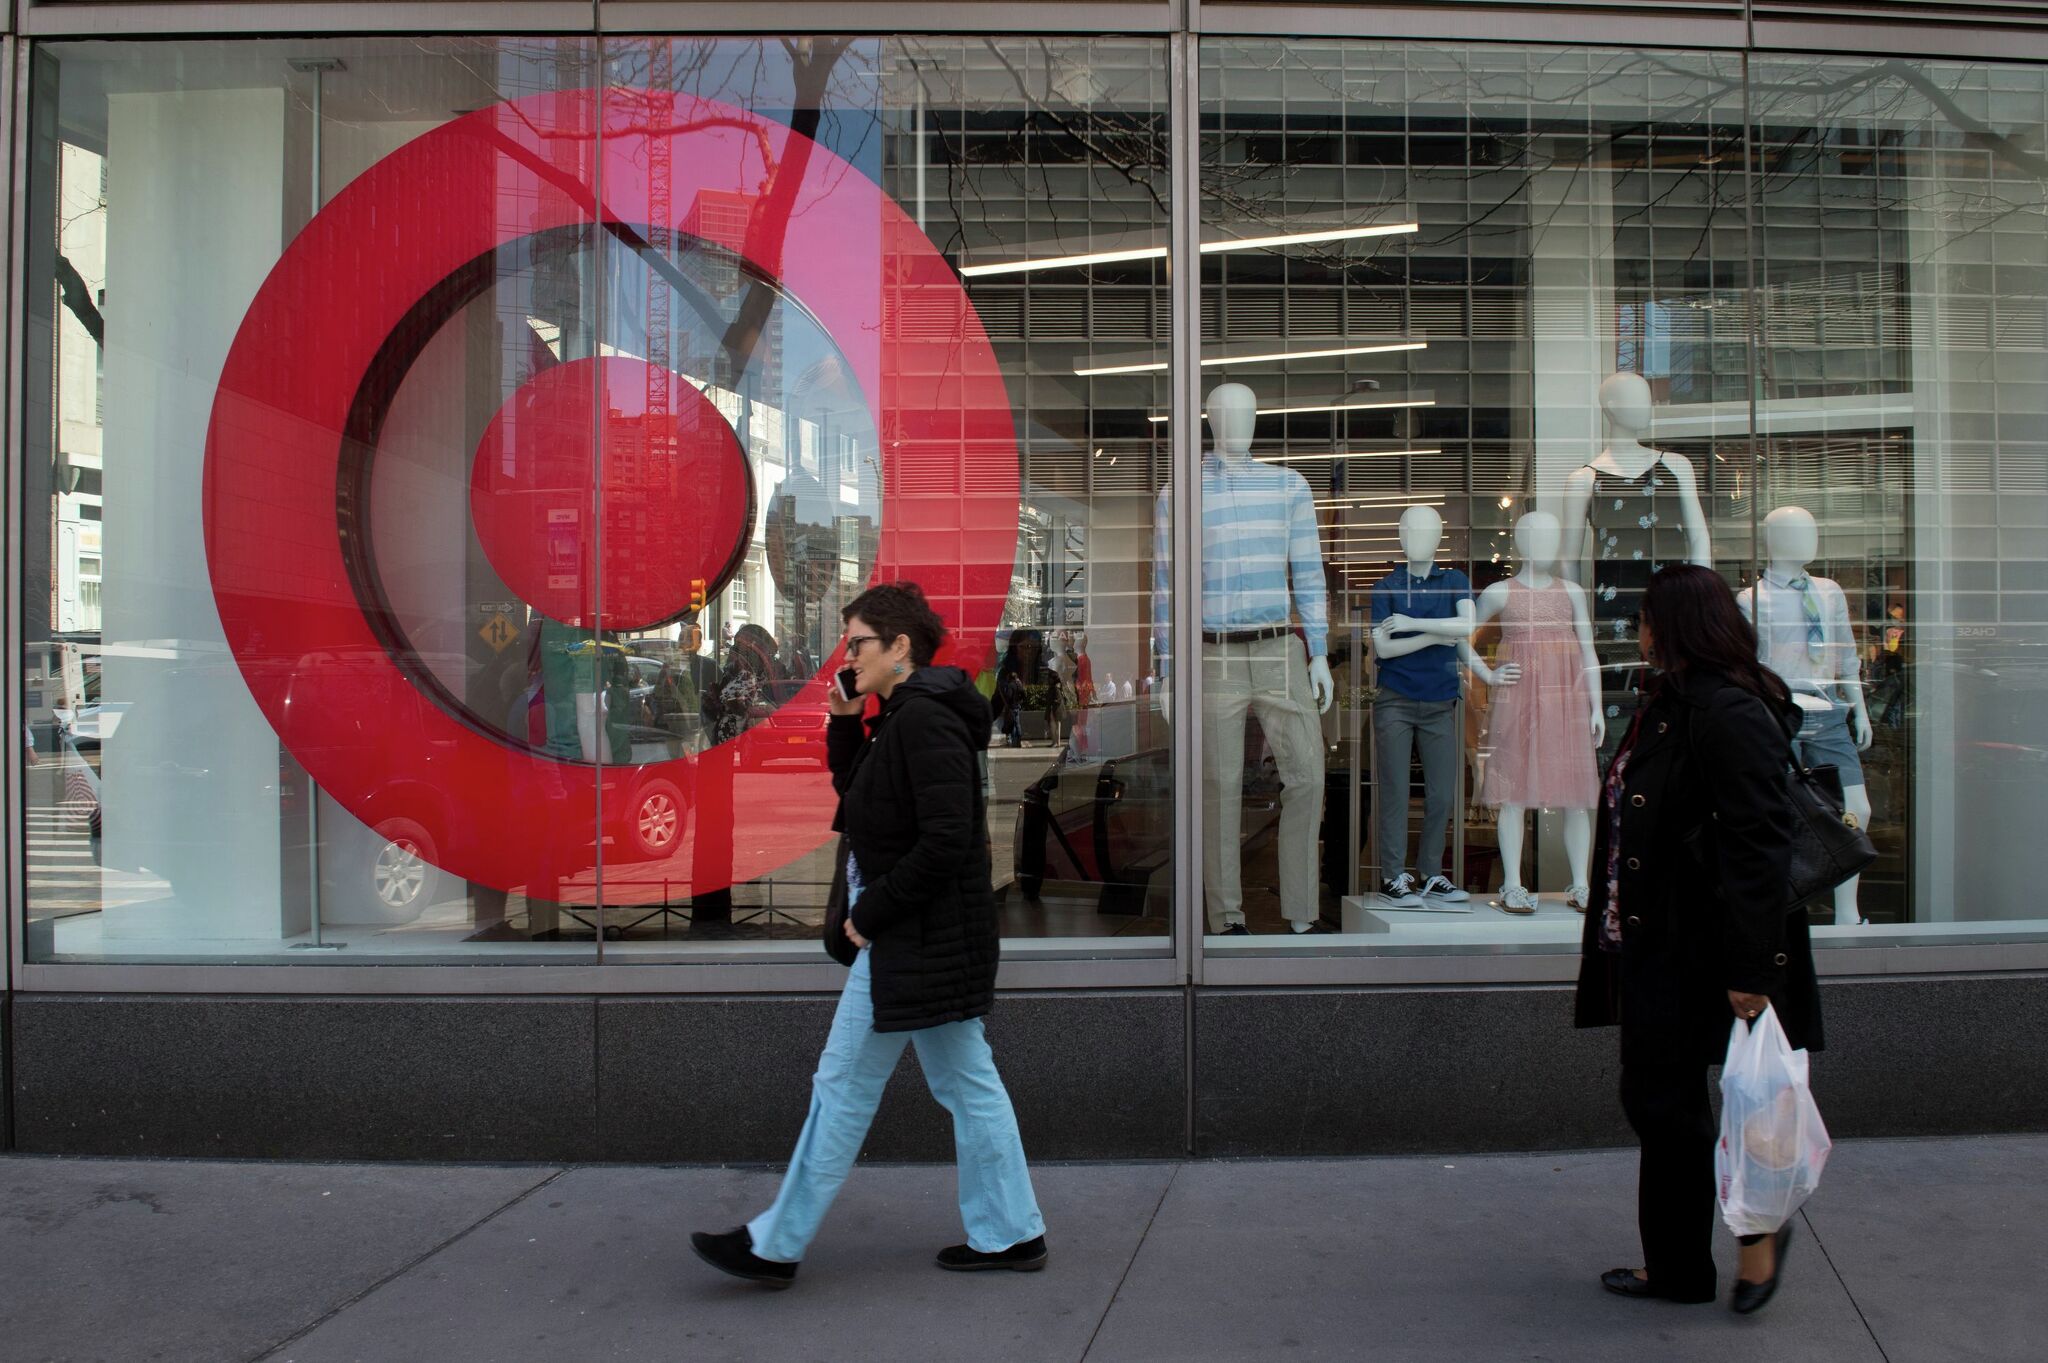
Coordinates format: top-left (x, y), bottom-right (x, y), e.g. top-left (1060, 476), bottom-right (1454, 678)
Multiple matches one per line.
top-left (1381, 614), bottom-right (1414, 635)
top-left (1853, 710), bottom-right (1873, 750)
top-left (1591, 708), bottom-right (1606, 746)
top-left (1308, 656), bottom-right (1334, 714)
top-left (1159, 686), bottom-right (1171, 727)
top-left (1491, 662), bottom-right (1523, 688)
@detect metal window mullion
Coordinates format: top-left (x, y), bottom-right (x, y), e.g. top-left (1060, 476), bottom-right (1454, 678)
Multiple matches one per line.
top-left (1169, 31), bottom-right (1202, 992)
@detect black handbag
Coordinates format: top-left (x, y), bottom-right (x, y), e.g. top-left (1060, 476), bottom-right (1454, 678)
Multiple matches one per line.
top-left (1685, 711), bottom-right (1877, 911)
top-left (1783, 761), bottom-right (1878, 909)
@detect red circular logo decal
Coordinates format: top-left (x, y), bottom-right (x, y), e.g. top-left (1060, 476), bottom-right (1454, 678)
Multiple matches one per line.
top-left (203, 91), bottom-right (1019, 895)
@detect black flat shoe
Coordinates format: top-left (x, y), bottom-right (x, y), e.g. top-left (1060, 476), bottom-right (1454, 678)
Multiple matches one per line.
top-left (1216, 924), bottom-right (1251, 936)
top-left (1731, 1223), bottom-right (1794, 1315)
top-left (1601, 1267), bottom-right (1658, 1299)
top-left (691, 1227), bottom-right (798, 1288)
top-left (1601, 1268), bottom-right (1715, 1304)
top-left (936, 1235), bottom-right (1048, 1272)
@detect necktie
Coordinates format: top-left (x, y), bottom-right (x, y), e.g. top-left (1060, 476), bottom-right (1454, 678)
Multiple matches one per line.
top-left (1790, 577), bottom-right (1826, 661)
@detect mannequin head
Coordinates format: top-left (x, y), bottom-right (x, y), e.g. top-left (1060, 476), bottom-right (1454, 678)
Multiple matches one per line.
top-left (1763, 505), bottom-right (1819, 569)
top-left (1205, 382), bottom-right (1257, 460)
top-left (1599, 371), bottom-right (1653, 438)
top-left (1512, 510), bottom-right (1563, 572)
top-left (1398, 504), bottom-right (1445, 568)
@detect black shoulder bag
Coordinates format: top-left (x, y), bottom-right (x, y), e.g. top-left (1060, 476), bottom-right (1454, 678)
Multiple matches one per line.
top-left (1687, 710), bottom-right (1877, 911)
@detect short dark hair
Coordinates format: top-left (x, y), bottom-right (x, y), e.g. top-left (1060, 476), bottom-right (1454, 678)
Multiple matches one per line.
top-left (843, 581), bottom-right (947, 668)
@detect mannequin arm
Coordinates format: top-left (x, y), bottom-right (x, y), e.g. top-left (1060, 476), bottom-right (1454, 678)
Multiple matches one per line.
top-left (1375, 597), bottom-right (1476, 658)
top-left (1566, 581), bottom-right (1607, 745)
top-left (1829, 586), bottom-right (1873, 749)
top-left (1559, 470), bottom-right (1595, 588)
top-left (1307, 655), bottom-right (1333, 714)
top-left (1668, 455), bottom-right (1712, 567)
top-left (1458, 585), bottom-right (1511, 684)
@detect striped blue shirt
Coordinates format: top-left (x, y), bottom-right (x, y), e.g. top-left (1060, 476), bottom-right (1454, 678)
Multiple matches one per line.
top-left (1154, 455), bottom-right (1329, 663)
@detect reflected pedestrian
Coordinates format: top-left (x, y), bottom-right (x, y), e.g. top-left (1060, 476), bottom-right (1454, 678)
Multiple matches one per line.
top-left (692, 581), bottom-right (1046, 1287)
top-left (1577, 564), bottom-right (1822, 1314)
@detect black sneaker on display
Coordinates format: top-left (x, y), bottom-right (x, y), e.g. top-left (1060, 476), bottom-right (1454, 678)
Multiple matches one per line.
top-left (1378, 873), bottom-right (1424, 908)
top-left (1216, 923), bottom-right (1251, 936)
top-left (1419, 874), bottom-right (1470, 903)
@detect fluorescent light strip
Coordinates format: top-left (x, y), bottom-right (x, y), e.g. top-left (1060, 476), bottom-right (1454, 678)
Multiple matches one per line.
top-left (1074, 359), bottom-right (1169, 377)
top-left (1148, 397), bottom-right (1433, 424)
top-left (1257, 448), bottom-right (1440, 463)
top-left (1316, 495), bottom-right (1446, 507)
top-left (963, 222), bottom-right (1416, 279)
top-left (1075, 339), bottom-right (1426, 378)
top-left (1201, 222), bottom-right (1419, 254)
top-left (960, 245), bottom-right (1167, 279)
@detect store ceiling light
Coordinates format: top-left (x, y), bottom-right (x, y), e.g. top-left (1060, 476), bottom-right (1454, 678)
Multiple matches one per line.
top-left (960, 244), bottom-right (1168, 278)
top-left (962, 220), bottom-right (1417, 279)
top-left (1147, 395), bottom-right (1433, 424)
top-left (1201, 221), bottom-right (1419, 253)
top-left (1074, 337), bottom-right (1425, 378)
top-left (1257, 447), bottom-right (1440, 464)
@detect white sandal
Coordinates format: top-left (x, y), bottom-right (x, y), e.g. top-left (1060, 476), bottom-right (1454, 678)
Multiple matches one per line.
top-left (1496, 885), bottom-right (1537, 915)
top-left (1565, 884), bottom-right (1590, 913)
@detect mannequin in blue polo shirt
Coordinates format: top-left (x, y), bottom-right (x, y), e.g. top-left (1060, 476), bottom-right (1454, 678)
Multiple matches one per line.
top-left (1369, 505), bottom-right (1474, 907)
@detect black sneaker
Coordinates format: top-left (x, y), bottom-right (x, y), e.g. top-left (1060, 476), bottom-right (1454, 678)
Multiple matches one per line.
top-left (1419, 873), bottom-right (1470, 904)
top-left (1379, 873), bottom-right (1424, 908)
top-left (690, 1226), bottom-right (798, 1288)
top-left (1215, 923), bottom-right (1251, 936)
top-left (936, 1235), bottom-right (1048, 1272)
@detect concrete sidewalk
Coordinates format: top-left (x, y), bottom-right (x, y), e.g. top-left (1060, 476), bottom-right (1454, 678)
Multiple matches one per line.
top-left (2, 1137), bottom-right (2037, 1363)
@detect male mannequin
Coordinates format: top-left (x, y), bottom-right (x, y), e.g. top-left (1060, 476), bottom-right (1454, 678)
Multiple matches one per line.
top-left (1559, 372), bottom-right (1711, 758)
top-left (1154, 382), bottom-right (1334, 935)
top-left (1461, 512), bottom-right (1603, 913)
top-left (1369, 504), bottom-right (1474, 907)
top-left (1738, 505), bottom-right (1874, 927)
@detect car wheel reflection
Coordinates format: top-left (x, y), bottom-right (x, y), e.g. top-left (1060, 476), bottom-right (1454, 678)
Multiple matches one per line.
top-left (371, 816), bottom-right (439, 912)
top-left (629, 777), bottom-right (685, 858)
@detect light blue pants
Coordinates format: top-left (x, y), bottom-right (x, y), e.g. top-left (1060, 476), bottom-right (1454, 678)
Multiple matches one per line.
top-left (746, 949), bottom-right (1045, 1263)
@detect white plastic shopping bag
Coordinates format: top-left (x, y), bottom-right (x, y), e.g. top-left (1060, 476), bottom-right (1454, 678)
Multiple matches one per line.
top-left (1715, 1006), bottom-right (1832, 1237)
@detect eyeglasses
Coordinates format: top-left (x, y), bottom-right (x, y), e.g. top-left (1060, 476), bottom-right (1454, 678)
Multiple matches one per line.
top-left (843, 635), bottom-right (883, 657)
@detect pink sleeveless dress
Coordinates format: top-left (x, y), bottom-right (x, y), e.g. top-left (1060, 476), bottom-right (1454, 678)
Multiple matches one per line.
top-left (1479, 578), bottom-right (1599, 809)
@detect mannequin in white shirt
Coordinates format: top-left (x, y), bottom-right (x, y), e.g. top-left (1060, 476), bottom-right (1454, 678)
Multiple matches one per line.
top-left (1157, 382), bottom-right (1334, 934)
top-left (1460, 512), bottom-right (1603, 913)
top-left (1738, 505), bottom-right (1873, 927)
top-left (1160, 383), bottom-right (1335, 722)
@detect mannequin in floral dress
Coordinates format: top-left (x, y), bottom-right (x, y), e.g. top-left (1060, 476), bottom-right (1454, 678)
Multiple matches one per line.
top-left (1464, 512), bottom-right (1605, 914)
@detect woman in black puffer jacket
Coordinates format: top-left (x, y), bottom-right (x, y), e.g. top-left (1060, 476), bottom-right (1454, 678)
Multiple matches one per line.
top-left (692, 583), bottom-right (1046, 1289)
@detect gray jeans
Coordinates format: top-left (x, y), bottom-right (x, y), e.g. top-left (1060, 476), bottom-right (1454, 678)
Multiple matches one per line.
top-left (1372, 694), bottom-right (1458, 882)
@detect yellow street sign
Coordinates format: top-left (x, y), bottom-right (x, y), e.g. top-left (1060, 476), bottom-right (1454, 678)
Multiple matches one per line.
top-left (479, 612), bottom-right (519, 652)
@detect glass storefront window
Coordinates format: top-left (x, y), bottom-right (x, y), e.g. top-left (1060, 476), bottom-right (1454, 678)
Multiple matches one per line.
top-left (1195, 40), bottom-right (2048, 957)
top-left (16, 28), bottom-right (2046, 976)
top-left (19, 35), bottom-right (1174, 963)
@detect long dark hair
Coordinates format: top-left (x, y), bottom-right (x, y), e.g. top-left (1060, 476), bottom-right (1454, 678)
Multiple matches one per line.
top-left (1640, 564), bottom-right (1790, 705)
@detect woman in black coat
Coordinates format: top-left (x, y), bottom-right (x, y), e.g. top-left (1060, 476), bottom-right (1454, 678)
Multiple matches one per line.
top-left (1576, 564), bottom-right (1821, 1315)
top-left (692, 583), bottom-right (1046, 1288)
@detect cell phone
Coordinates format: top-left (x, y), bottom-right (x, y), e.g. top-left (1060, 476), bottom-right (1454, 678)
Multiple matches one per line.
top-left (832, 667), bottom-right (862, 704)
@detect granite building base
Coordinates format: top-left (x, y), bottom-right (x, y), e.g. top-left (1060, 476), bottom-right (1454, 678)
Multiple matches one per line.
top-left (5, 976), bottom-right (2045, 1160)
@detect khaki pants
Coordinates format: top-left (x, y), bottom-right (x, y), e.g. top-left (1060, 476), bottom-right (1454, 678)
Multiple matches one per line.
top-left (1202, 636), bottom-right (1326, 930)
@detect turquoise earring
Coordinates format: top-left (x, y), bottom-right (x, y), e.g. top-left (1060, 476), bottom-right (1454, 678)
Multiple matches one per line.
top-left (893, 662), bottom-right (905, 676)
